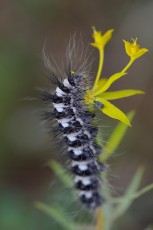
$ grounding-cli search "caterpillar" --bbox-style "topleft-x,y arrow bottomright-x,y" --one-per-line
41,33 -> 105,209
42,66 -> 104,209
41,27 -> 147,210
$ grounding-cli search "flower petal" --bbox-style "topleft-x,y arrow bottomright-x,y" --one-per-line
123,40 -> 134,57
132,48 -> 148,59
91,27 -> 114,50
98,89 -> 145,100
123,39 -> 148,60
95,97 -> 131,126
101,29 -> 114,47
94,72 -> 127,96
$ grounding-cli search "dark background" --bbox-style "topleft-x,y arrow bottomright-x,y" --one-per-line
0,0 -> 153,229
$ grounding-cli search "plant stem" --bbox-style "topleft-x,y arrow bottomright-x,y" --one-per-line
121,58 -> 134,73
93,49 -> 104,91
96,208 -> 103,230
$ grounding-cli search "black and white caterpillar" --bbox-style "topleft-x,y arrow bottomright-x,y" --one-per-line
42,45 -> 104,209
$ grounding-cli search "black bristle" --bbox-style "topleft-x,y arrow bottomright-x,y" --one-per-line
41,111 -> 53,121
42,91 -> 52,102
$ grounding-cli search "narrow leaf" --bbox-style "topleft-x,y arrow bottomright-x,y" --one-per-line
145,225 -> 153,230
123,167 -> 144,196
96,97 -> 131,126
49,161 -> 73,187
112,182 -> 153,204
99,111 -> 135,163
35,202 -> 78,230
100,172 -> 114,230
94,72 -> 127,96
100,89 -> 145,100
113,167 -> 144,220
132,183 -> 153,200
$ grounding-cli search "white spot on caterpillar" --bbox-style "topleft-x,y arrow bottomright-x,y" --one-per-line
58,117 -> 73,124
66,130 -> 82,141
63,79 -> 71,88
76,118 -> 84,126
75,176 -> 91,185
56,92 -> 63,97
67,133 -> 77,141
72,160 -> 91,166
81,178 -> 91,185
68,146 -> 84,152
84,131 -> 91,138
78,163 -> 88,171
73,148 -> 82,155
72,107 -> 77,113
56,87 -> 66,95
79,191 -> 92,198
60,122 -> 69,128
55,107 -> 63,112
53,103 -> 67,109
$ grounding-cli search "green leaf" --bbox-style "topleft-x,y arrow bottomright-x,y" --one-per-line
145,225 -> 153,230
112,183 -> 153,205
96,97 -> 131,126
35,202 -> 78,230
49,161 -> 73,187
101,172 -> 114,230
94,72 -> 127,96
100,89 -> 145,100
130,183 -> 153,200
113,167 -> 144,220
99,111 -> 135,163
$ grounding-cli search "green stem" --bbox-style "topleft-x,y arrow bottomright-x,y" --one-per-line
96,208 -> 104,230
121,58 -> 135,73
93,48 -> 104,90
132,183 -> 153,200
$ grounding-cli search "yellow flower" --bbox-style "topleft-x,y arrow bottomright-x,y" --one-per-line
91,26 -> 114,50
84,27 -> 147,126
85,72 -> 144,126
123,38 -> 148,60
91,27 -> 114,90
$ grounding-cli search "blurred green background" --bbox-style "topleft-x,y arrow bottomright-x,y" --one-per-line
0,0 -> 153,229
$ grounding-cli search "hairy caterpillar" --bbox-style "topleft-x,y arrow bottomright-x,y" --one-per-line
42,53 -> 104,209
41,27 -> 147,210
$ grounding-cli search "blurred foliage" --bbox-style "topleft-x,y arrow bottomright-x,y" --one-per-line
0,191 -> 56,230
35,202 -> 78,230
